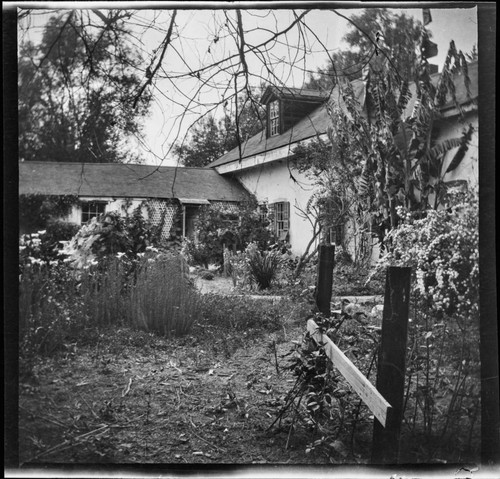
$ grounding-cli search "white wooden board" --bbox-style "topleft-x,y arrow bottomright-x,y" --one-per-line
307,319 -> 392,427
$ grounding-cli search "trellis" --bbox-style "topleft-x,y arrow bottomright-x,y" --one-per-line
145,199 -> 179,241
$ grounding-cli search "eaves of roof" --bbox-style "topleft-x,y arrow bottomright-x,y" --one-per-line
19,161 -> 249,202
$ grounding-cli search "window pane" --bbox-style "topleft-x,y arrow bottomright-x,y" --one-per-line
269,100 -> 279,136
81,202 -> 106,224
274,202 -> 289,238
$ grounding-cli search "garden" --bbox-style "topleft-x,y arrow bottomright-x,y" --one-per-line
18,187 -> 480,465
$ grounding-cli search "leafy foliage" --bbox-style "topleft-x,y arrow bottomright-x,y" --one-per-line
127,253 -> 200,337
19,223 -> 80,269
173,97 -> 264,167
244,243 -> 284,290
172,115 -> 233,167
271,310 -> 380,459
305,9 -> 423,88
19,194 -> 80,234
18,11 -> 151,163
181,200 -> 274,268
300,39 -> 476,257
374,187 -> 478,323
60,209 -> 163,269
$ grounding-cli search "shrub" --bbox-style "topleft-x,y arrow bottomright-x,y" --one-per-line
245,243 -> 284,290
372,186 -> 480,460
19,222 -> 80,269
60,209 -> 166,269
19,193 -> 79,234
375,187 -> 479,323
182,199 -> 275,268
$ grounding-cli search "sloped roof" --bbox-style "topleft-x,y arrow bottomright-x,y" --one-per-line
19,161 -> 248,202
210,79 -> 367,168
261,85 -> 329,104
209,61 -> 478,169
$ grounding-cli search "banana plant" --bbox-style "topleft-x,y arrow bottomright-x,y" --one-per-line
327,38 -> 475,244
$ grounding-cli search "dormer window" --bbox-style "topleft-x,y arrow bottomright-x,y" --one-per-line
269,100 -> 280,136
261,85 -> 328,139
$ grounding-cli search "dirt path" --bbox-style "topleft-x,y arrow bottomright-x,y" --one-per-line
20,321 -> 359,465
193,275 -> 236,295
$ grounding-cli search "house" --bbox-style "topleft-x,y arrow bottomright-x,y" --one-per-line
209,61 -> 479,259
19,162 -> 249,238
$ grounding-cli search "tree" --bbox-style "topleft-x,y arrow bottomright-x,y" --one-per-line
305,8 -> 424,88
172,93 -> 264,167
18,11 -> 151,163
172,115 -> 228,167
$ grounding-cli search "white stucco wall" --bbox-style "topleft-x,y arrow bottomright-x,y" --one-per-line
65,197 -> 147,225
233,160 -> 318,256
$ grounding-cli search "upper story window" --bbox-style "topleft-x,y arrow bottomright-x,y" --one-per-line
81,201 -> 106,224
269,100 -> 280,136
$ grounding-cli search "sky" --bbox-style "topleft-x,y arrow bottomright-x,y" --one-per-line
14,2 -> 479,166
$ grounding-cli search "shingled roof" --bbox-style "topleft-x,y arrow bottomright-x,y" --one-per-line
19,162 -> 249,202
209,61 -> 478,169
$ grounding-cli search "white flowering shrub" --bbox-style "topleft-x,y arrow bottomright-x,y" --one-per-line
373,186 -> 480,459
375,187 -> 479,323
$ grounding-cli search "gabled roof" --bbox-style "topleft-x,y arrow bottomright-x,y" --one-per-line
19,161 -> 249,202
209,61 -> 478,169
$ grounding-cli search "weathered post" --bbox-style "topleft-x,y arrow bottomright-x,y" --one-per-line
371,266 -> 411,464
315,244 -> 335,317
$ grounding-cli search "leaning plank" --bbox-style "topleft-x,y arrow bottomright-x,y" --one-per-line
307,319 -> 392,427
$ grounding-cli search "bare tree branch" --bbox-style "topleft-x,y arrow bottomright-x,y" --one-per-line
133,9 -> 177,109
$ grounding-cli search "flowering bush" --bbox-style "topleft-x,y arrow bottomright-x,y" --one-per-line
374,187 -> 479,322
372,187 -> 480,458
60,209 -> 165,270
19,222 -> 80,270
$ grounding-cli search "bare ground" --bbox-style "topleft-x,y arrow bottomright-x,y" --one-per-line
18,277 -> 382,466
19,322 -> 363,465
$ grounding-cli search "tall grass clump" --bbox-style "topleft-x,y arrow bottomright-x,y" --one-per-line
127,254 -> 201,337
246,243 -> 283,290
19,260 -> 127,360
78,258 -> 129,328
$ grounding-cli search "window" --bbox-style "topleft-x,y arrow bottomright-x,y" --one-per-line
273,202 -> 290,240
81,201 -> 106,224
269,100 -> 280,136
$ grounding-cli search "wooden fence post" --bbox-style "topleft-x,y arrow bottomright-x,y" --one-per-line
371,266 -> 411,464
315,244 -> 335,317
